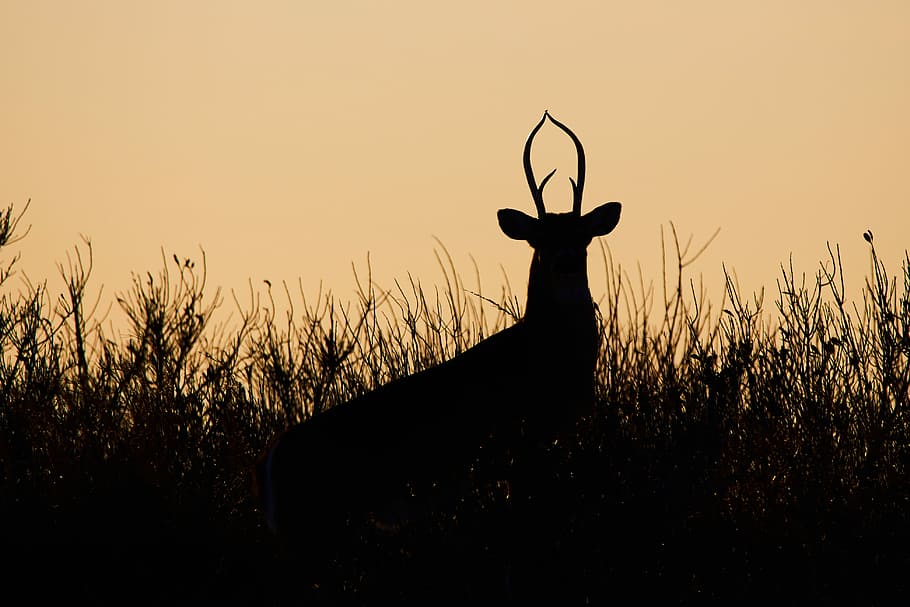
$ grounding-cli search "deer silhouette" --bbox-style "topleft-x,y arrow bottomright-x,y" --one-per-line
256,112 -> 621,551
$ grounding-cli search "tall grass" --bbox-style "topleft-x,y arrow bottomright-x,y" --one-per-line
1,201 -> 907,603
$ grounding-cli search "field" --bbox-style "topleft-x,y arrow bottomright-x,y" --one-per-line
1,203 -> 908,604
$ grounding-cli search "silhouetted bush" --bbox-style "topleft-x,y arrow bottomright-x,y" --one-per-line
1,202 -> 907,603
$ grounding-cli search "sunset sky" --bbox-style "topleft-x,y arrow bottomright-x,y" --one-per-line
2,1 -> 908,330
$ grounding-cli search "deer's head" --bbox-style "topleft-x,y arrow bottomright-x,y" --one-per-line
498,112 -> 621,318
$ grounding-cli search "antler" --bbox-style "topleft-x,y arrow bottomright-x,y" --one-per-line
523,111 -> 587,217
523,112 -> 556,218
545,113 -> 586,216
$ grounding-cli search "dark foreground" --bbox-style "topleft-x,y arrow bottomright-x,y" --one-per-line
3,437 -> 908,606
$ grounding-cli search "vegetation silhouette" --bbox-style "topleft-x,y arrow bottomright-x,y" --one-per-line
0,154 -> 908,601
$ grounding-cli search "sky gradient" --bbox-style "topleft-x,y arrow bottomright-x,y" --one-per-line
2,1 -> 908,329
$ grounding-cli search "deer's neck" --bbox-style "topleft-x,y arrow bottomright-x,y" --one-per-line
522,253 -> 598,347
518,252 -> 600,435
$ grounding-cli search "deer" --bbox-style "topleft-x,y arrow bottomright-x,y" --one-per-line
255,112 -> 622,561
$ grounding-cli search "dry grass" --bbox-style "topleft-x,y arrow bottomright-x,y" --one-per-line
1,202 -> 907,603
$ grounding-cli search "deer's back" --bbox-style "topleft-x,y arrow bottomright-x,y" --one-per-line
261,318 -> 598,539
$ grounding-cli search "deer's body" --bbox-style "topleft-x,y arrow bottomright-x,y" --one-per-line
257,112 -> 621,548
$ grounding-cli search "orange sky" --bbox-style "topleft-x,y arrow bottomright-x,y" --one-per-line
2,1 -> 908,331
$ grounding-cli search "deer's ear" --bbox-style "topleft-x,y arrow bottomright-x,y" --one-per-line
497,208 -> 539,242
582,202 -> 621,238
